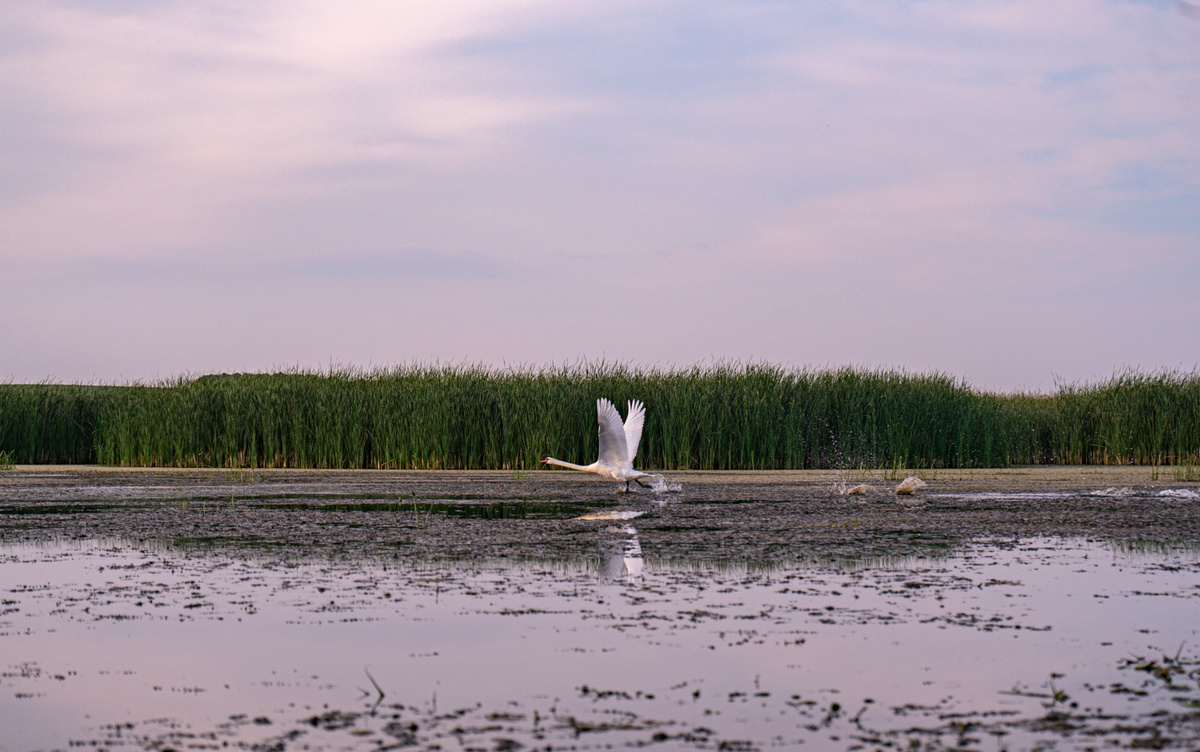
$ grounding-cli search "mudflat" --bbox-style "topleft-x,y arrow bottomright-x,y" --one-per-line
1,465 -> 1197,562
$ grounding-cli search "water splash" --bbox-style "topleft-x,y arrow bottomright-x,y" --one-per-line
1090,487 -> 1136,497
1156,488 -> 1200,499
895,476 -> 927,495
645,474 -> 683,494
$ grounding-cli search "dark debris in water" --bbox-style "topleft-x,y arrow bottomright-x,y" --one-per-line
65,651 -> 1200,751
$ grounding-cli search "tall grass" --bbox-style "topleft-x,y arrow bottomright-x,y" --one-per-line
1048,371 -> 1200,465
0,383 -> 107,464
1,365 -> 1198,469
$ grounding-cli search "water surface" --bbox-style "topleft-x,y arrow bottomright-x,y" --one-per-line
2,467 -> 1200,750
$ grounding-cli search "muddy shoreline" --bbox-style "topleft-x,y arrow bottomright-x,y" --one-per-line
3,466 -> 1198,562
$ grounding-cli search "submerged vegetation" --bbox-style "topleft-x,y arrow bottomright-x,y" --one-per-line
1,364 -> 1198,470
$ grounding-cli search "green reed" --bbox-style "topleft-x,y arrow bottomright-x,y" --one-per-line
1047,370 -> 1200,465
0,383 -> 107,464
1,365 -> 1198,469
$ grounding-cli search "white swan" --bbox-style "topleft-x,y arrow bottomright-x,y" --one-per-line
542,398 -> 657,491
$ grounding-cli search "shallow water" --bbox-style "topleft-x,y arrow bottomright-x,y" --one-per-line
3,537 -> 1200,751
2,468 -> 1200,751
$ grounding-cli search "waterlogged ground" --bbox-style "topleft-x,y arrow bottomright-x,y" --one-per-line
1,467 -> 1200,751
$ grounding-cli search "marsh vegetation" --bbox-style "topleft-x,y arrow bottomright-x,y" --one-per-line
1,364 -> 1198,469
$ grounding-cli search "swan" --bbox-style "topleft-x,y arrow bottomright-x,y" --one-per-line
542,398 -> 658,491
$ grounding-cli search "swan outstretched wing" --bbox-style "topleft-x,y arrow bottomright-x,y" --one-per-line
623,400 -> 645,464
596,398 -> 630,468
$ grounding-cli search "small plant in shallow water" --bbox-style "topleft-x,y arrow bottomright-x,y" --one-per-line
0,450 -> 13,470
225,470 -> 263,483
408,498 -> 433,529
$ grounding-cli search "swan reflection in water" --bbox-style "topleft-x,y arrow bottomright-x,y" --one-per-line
576,509 -> 646,582
601,524 -> 644,581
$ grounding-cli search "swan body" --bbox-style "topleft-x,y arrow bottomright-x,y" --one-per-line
542,398 -> 657,490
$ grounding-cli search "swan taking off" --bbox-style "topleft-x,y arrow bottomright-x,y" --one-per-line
542,398 -> 658,491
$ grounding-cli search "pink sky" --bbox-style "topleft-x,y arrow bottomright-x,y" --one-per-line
2,0 -> 1198,392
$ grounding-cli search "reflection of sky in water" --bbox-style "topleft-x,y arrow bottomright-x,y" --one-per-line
2,538 -> 1199,750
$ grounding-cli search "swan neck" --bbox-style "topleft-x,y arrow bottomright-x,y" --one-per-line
544,457 -> 590,472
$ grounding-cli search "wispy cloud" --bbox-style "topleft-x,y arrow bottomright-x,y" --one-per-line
13,248 -> 512,283
292,250 -> 511,279
1,0 -> 1197,389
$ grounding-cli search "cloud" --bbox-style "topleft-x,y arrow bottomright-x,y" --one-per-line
0,1 -> 587,260
1043,64 -> 1113,88
292,249 -> 511,279
1,0 -> 1198,390
11,248 -> 512,284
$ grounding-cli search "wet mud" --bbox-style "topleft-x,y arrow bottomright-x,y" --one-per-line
2,466 -> 1199,562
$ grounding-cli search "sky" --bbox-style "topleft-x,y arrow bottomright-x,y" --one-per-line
2,0 -> 1198,393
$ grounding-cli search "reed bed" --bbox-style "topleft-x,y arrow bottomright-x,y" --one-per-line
1,365 -> 1198,470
